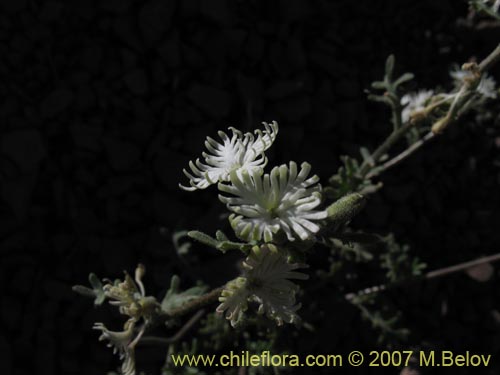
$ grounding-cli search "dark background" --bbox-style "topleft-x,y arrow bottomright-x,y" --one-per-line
1,0 -> 500,374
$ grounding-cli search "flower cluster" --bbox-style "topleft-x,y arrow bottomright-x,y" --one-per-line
216,245 -> 308,327
181,122 -> 327,243
180,122 -> 324,326
400,66 -> 498,125
93,264 -> 157,375
102,264 -> 158,322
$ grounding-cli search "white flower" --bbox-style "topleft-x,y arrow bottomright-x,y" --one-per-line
401,90 -> 434,123
244,245 -> 308,325
216,277 -> 249,327
218,161 -> 328,242
93,320 -> 137,375
477,75 -> 497,99
180,121 -> 279,191
449,67 -> 469,85
217,245 -> 308,326
450,67 -> 497,99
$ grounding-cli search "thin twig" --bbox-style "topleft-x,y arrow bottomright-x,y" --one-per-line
359,42 -> 500,178
345,252 -> 500,301
478,43 -> 500,72
366,132 -> 436,179
140,309 -> 206,346
425,252 -> 500,279
359,121 -> 415,177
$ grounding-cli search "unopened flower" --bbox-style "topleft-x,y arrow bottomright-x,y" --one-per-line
450,67 -> 497,99
217,245 -> 308,326
401,90 -> 434,123
218,161 -> 327,242
180,122 -> 279,191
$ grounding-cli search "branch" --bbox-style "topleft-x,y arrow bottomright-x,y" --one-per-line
140,309 -> 206,346
345,252 -> 500,301
360,42 -> 500,178
479,43 -> 500,73
359,121 -> 414,177
161,287 -> 224,319
366,132 -> 436,179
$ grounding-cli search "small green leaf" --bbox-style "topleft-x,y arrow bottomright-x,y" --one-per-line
358,182 -> 383,195
172,230 -> 192,255
394,72 -> 414,86
187,230 -> 219,249
161,275 -> 207,315
188,230 -> 250,253
368,94 -> 391,104
89,273 -> 106,305
385,54 -> 395,80
72,285 -> 95,297
72,273 -> 106,305
371,81 -> 386,90
359,147 -> 374,166
336,231 -> 382,245
217,240 -> 253,253
215,230 -> 229,241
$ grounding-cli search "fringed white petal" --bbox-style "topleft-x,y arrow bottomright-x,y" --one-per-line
220,161 -> 327,242
217,245 -> 308,326
401,90 -> 434,124
180,122 -> 278,191
450,67 -> 497,99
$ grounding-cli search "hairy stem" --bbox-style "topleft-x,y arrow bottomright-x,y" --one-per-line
345,252 -> 500,301
140,309 -> 205,346
162,287 -> 224,319
366,132 -> 436,179
479,43 -> 500,72
359,121 -> 414,177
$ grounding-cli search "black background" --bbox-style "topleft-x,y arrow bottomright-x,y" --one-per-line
1,0 -> 500,374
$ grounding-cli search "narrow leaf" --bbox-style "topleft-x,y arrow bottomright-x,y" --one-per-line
385,54 -> 395,80
215,230 -> 229,241
161,275 -> 207,315
359,147 -> 375,166
187,230 -> 219,249
371,81 -> 386,90
394,72 -> 414,86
